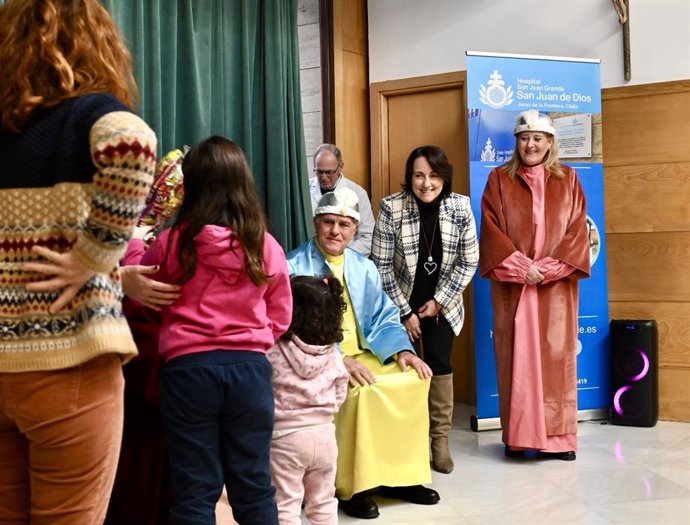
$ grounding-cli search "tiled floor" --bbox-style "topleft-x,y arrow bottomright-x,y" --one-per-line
326,404 -> 690,525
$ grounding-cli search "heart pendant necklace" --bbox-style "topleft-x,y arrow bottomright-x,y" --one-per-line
420,217 -> 439,275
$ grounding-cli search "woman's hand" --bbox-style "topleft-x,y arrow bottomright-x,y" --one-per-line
403,314 -> 422,342
22,246 -> 96,314
525,263 -> 545,285
397,350 -> 433,380
343,355 -> 377,387
417,298 -> 441,319
120,265 -> 181,310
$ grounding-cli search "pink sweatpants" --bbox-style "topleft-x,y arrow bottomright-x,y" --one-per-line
270,424 -> 338,525
0,355 -> 124,524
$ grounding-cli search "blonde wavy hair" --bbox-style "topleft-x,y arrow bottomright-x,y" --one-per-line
0,0 -> 138,132
502,132 -> 565,179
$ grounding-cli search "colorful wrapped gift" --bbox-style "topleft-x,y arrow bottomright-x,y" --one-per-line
138,146 -> 189,231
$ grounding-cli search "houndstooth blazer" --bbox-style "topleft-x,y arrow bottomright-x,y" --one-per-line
371,191 -> 479,335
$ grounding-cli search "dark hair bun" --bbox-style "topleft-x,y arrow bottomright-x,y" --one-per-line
284,275 -> 346,345
325,276 -> 344,299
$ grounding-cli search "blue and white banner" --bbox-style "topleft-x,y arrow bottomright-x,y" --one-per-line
467,53 -> 600,114
466,52 -> 610,429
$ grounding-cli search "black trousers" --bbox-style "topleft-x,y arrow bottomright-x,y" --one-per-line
161,350 -> 277,525
412,314 -> 455,376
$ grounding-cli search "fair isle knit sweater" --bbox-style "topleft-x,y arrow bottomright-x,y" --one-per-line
0,93 -> 157,372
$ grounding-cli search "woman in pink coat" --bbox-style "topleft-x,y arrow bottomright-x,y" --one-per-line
480,111 -> 590,461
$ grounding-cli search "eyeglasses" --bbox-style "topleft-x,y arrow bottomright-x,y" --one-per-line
314,167 -> 340,177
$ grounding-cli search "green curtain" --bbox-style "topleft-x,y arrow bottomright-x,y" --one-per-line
0,0 -> 310,249
0,0 -> 312,249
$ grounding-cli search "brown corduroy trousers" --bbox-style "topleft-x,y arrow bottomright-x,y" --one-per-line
0,354 -> 124,524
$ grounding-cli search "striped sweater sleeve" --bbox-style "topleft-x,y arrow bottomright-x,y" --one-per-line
72,111 -> 157,273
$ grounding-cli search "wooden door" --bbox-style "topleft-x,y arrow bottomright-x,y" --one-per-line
370,71 -> 476,402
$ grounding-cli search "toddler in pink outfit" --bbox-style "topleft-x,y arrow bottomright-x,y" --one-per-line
267,276 -> 349,525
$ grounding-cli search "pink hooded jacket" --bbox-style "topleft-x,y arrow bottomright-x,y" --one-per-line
123,225 -> 292,362
267,335 -> 349,434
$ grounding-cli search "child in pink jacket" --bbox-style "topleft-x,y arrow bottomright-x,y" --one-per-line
267,276 -> 349,525
123,136 -> 291,525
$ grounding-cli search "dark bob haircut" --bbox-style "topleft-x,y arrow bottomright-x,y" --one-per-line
402,145 -> 453,198
282,275 -> 346,346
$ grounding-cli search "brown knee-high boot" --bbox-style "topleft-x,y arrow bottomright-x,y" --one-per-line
429,373 -> 455,473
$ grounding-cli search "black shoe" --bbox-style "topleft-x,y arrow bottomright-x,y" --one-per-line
338,493 -> 380,519
539,450 -> 576,461
379,485 -> 440,505
504,445 -> 526,459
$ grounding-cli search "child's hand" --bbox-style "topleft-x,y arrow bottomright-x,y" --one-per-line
132,225 -> 153,240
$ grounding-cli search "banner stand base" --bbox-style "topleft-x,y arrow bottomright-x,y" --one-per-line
470,408 -> 609,432
470,415 -> 501,432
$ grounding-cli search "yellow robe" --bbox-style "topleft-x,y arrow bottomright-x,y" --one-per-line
324,251 -> 431,499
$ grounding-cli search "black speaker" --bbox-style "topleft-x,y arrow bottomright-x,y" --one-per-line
610,320 -> 658,427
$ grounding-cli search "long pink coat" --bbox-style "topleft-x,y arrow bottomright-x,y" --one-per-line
480,165 -> 590,437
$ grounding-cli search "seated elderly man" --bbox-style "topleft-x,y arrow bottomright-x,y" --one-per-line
287,187 -> 439,520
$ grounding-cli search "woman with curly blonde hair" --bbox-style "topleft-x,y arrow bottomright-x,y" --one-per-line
0,1 -> 157,523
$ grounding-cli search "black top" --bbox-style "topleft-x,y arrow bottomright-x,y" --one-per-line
0,93 -> 129,189
406,193 -> 443,315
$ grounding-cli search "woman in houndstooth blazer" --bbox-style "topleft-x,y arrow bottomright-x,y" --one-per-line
371,145 -> 479,475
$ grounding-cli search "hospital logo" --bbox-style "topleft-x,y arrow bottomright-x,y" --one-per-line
480,138 -> 496,162
479,70 -> 514,109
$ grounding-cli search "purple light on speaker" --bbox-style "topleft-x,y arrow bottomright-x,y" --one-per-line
613,385 -> 632,416
631,348 -> 650,382
614,440 -> 625,463
643,477 -> 652,497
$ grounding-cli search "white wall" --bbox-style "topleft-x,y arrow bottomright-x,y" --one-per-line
368,0 -> 690,88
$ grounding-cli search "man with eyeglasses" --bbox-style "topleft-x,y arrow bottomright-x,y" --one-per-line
309,144 -> 375,255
